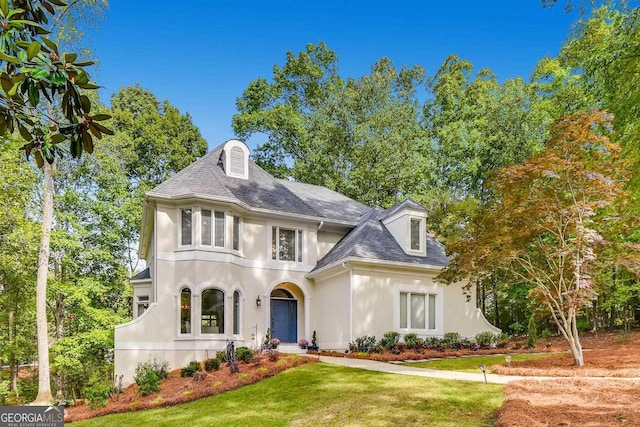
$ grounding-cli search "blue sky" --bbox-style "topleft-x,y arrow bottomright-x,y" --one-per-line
91,1 -> 580,151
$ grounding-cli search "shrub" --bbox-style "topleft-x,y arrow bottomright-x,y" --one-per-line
147,356 -> 170,380
180,360 -> 202,378
391,342 -> 406,354
312,330 -> 317,347
509,322 -> 525,335
443,332 -> 462,349
216,350 -> 227,362
84,381 -> 111,409
379,331 -> 400,350
204,358 -> 220,372
475,332 -> 499,349
403,333 -> 418,349
298,338 -> 309,348
134,362 -> 162,396
414,339 -> 424,350
541,328 -> 552,339
0,381 -> 9,405
235,347 -> 253,363
423,336 -> 441,349
527,316 -> 538,349
349,335 -> 377,353
267,350 -> 279,361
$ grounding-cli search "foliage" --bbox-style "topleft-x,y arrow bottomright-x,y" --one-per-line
403,333 -> 418,349
298,338 -> 309,348
348,335 -> 377,353
442,332 -> 462,350
474,332 -> 499,349
440,111 -> 631,366
269,338 -> 280,348
528,316 -> 538,349
235,347 -> 253,364
84,381 -> 111,409
379,331 -> 400,350
203,358 -> 220,372
264,328 -> 271,346
312,330 -> 317,347
134,357 -> 168,396
180,361 -> 202,378
0,0 -> 112,165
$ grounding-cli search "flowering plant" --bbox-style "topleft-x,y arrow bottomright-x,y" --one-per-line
270,338 -> 281,346
298,338 -> 309,347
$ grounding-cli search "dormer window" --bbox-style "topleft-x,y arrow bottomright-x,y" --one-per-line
222,140 -> 249,179
410,218 -> 421,251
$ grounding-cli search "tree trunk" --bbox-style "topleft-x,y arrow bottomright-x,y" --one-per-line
32,161 -> 54,405
8,308 -> 18,393
492,279 -> 499,328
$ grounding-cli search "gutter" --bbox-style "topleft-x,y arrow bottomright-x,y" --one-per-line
307,256 -> 445,280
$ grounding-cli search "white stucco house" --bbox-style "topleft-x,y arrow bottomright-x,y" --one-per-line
114,139 -> 498,383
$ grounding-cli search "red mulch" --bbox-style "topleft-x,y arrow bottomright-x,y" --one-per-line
496,379 -> 640,427
65,355 -> 313,423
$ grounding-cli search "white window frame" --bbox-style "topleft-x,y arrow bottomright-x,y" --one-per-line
136,295 -> 149,318
178,286 -> 193,336
407,216 -> 425,255
232,215 -> 242,252
396,284 -> 442,334
179,207 -> 193,247
270,225 -> 305,263
232,289 -> 242,336
200,288 -> 225,335
200,209 -> 226,248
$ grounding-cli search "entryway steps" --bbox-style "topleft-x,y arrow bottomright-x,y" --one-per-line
278,344 -> 308,354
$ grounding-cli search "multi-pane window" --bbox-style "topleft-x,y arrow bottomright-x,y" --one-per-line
271,226 -> 303,262
201,289 -> 225,334
233,216 -> 240,251
410,218 -> 421,251
400,292 -> 436,330
181,208 -> 192,246
201,210 -> 225,247
180,288 -> 191,334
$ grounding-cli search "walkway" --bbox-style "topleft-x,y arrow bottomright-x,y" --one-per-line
314,355 -> 640,384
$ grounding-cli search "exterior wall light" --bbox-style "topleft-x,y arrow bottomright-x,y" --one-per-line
256,295 -> 262,307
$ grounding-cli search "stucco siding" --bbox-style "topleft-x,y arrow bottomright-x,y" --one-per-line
312,271 -> 351,349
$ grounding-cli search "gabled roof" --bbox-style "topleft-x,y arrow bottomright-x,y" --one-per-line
148,143 -> 370,224
312,207 -> 448,273
382,198 -> 427,220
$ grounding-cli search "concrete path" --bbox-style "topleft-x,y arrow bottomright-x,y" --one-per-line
314,355 -> 640,384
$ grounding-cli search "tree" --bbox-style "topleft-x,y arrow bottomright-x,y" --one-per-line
439,111 -> 630,366
233,43 -> 428,208
0,0 -> 111,404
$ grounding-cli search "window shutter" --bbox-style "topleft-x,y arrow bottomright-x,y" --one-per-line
230,146 -> 245,176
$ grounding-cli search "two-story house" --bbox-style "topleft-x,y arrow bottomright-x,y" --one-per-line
114,139 -> 498,383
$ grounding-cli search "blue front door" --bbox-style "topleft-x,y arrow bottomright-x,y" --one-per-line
271,299 -> 297,343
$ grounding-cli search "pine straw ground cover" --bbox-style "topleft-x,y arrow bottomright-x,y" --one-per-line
65,354 -> 311,423
496,379 -> 640,427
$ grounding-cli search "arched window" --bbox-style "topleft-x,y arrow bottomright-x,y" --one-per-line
233,290 -> 241,335
270,288 -> 294,299
201,289 -> 224,334
180,288 -> 191,334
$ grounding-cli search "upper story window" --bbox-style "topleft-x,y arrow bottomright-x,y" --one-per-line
136,295 -> 149,318
181,208 -> 192,246
202,210 -> 225,247
233,215 -> 240,251
410,218 -> 421,251
272,226 -> 303,262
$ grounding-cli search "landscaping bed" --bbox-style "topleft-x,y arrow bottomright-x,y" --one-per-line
496,378 -> 640,427
65,354 -> 312,423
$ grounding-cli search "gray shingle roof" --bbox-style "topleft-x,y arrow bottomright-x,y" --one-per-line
313,207 -> 448,272
131,268 -> 151,280
382,198 -> 427,219
148,144 -> 370,224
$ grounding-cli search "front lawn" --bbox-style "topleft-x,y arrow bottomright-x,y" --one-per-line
404,353 -> 557,373
73,363 -> 503,427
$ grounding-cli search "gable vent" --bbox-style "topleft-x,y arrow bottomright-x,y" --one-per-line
230,146 -> 245,176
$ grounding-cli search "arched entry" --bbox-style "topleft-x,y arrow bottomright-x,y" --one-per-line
270,288 -> 297,343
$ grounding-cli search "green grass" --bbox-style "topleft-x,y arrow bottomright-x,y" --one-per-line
404,353 -> 558,372
75,363 -> 503,427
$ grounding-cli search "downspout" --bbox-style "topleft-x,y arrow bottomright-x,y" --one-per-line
346,262 -> 353,345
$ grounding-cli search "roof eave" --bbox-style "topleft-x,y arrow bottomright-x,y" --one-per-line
307,256 -> 445,279
144,191 -> 362,227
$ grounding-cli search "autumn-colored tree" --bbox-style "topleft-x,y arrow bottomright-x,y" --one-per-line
439,111 -> 630,366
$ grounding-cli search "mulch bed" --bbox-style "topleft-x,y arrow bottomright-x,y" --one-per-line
65,355 -> 313,423
496,379 -> 640,427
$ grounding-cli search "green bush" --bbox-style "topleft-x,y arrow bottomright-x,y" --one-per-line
235,347 -> 253,363
474,332 -> 499,349
134,363 -> 162,396
147,356 -> 170,380
527,316 -> 538,349
443,332 -> 462,349
0,381 -> 9,405
84,381 -> 111,409
204,358 -> 220,372
180,361 -> 202,378
379,331 -> 400,350
348,335 -> 377,353
403,333 -> 418,349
